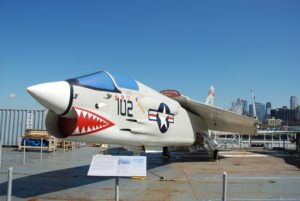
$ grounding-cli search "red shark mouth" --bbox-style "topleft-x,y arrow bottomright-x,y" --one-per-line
58,107 -> 115,137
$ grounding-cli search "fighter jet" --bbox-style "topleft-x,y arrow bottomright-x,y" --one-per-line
27,71 -> 258,158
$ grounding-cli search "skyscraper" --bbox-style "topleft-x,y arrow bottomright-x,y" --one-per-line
230,98 -> 248,115
249,102 -> 266,122
290,96 -> 298,110
266,102 -> 272,119
242,100 -> 248,115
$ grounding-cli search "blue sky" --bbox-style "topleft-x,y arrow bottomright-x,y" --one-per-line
0,0 -> 299,110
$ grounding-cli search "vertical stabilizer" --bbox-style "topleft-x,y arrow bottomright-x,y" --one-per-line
205,86 -> 214,106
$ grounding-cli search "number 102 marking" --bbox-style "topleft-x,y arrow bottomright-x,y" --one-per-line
117,99 -> 133,117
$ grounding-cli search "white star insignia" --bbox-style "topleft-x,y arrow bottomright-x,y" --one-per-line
158,105 -> 168,129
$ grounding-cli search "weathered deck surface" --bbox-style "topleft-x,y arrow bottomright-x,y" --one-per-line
0,147 -> 299,201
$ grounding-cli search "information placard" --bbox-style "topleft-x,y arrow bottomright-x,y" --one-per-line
87,155 -> 147,177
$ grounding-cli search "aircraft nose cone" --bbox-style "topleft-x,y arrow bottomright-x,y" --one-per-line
27,81 -> 71,115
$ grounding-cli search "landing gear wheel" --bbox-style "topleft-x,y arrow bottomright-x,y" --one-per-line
213,149 -> 219,161
161,146 -> 170,159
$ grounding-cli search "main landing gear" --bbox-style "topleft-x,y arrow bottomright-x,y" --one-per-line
213,149 -> 219,161
161,146 -> 170,159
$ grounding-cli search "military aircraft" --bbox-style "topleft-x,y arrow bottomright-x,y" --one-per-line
27,71 -> 258,158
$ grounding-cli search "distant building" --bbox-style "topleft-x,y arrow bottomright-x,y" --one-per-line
230,99 -> 242,115
290,96 -> 298,110
249,104 -> 254,117
243,100 -> 248,116
266,117 -> 282,127
256,103 -> 266,122
249,102 -> 266,122
266,102 -> 272,119
230,98 -> 248,115
271,107 -> 300,126
230,101 -> 242,115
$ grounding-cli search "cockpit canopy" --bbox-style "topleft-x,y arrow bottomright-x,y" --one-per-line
67,71 -> 139,92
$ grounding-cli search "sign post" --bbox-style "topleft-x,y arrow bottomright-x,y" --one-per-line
88,155 -> 147,201
115,177 -> 119,201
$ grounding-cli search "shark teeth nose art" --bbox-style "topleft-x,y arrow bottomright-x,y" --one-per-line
72,107 -> 115,135
57,107 -> 115,137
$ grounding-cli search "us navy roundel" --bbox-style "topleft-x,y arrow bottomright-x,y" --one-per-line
148,103 -> 174,133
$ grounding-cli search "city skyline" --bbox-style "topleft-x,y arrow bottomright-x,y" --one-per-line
231,95 -> 300,111
230,95 -> 300,125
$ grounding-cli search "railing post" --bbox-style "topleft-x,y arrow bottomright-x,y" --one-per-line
23,139 -> 26,165
40,137 -> 43,159
222,172 -> 227,201
115,177 -> 119,201
0,138 -> 2,169
248,135 -> 251,148
7,167 -> 13,201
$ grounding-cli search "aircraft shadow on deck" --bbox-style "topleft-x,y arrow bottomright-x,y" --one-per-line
0,149 -> 220,199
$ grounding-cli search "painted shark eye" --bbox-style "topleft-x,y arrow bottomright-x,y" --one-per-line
95,102 -> 108,110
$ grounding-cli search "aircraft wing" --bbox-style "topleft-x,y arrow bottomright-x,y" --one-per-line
173,96 -> 258,135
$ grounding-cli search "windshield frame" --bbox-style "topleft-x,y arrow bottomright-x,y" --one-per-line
67,71 -> 121,93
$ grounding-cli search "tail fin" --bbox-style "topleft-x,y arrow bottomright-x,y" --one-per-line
205,86 -> 214,106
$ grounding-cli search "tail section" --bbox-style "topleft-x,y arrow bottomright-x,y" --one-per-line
205,86 -> 214,106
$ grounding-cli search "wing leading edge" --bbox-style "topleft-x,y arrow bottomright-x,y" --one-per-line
173,96 -> 258,135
